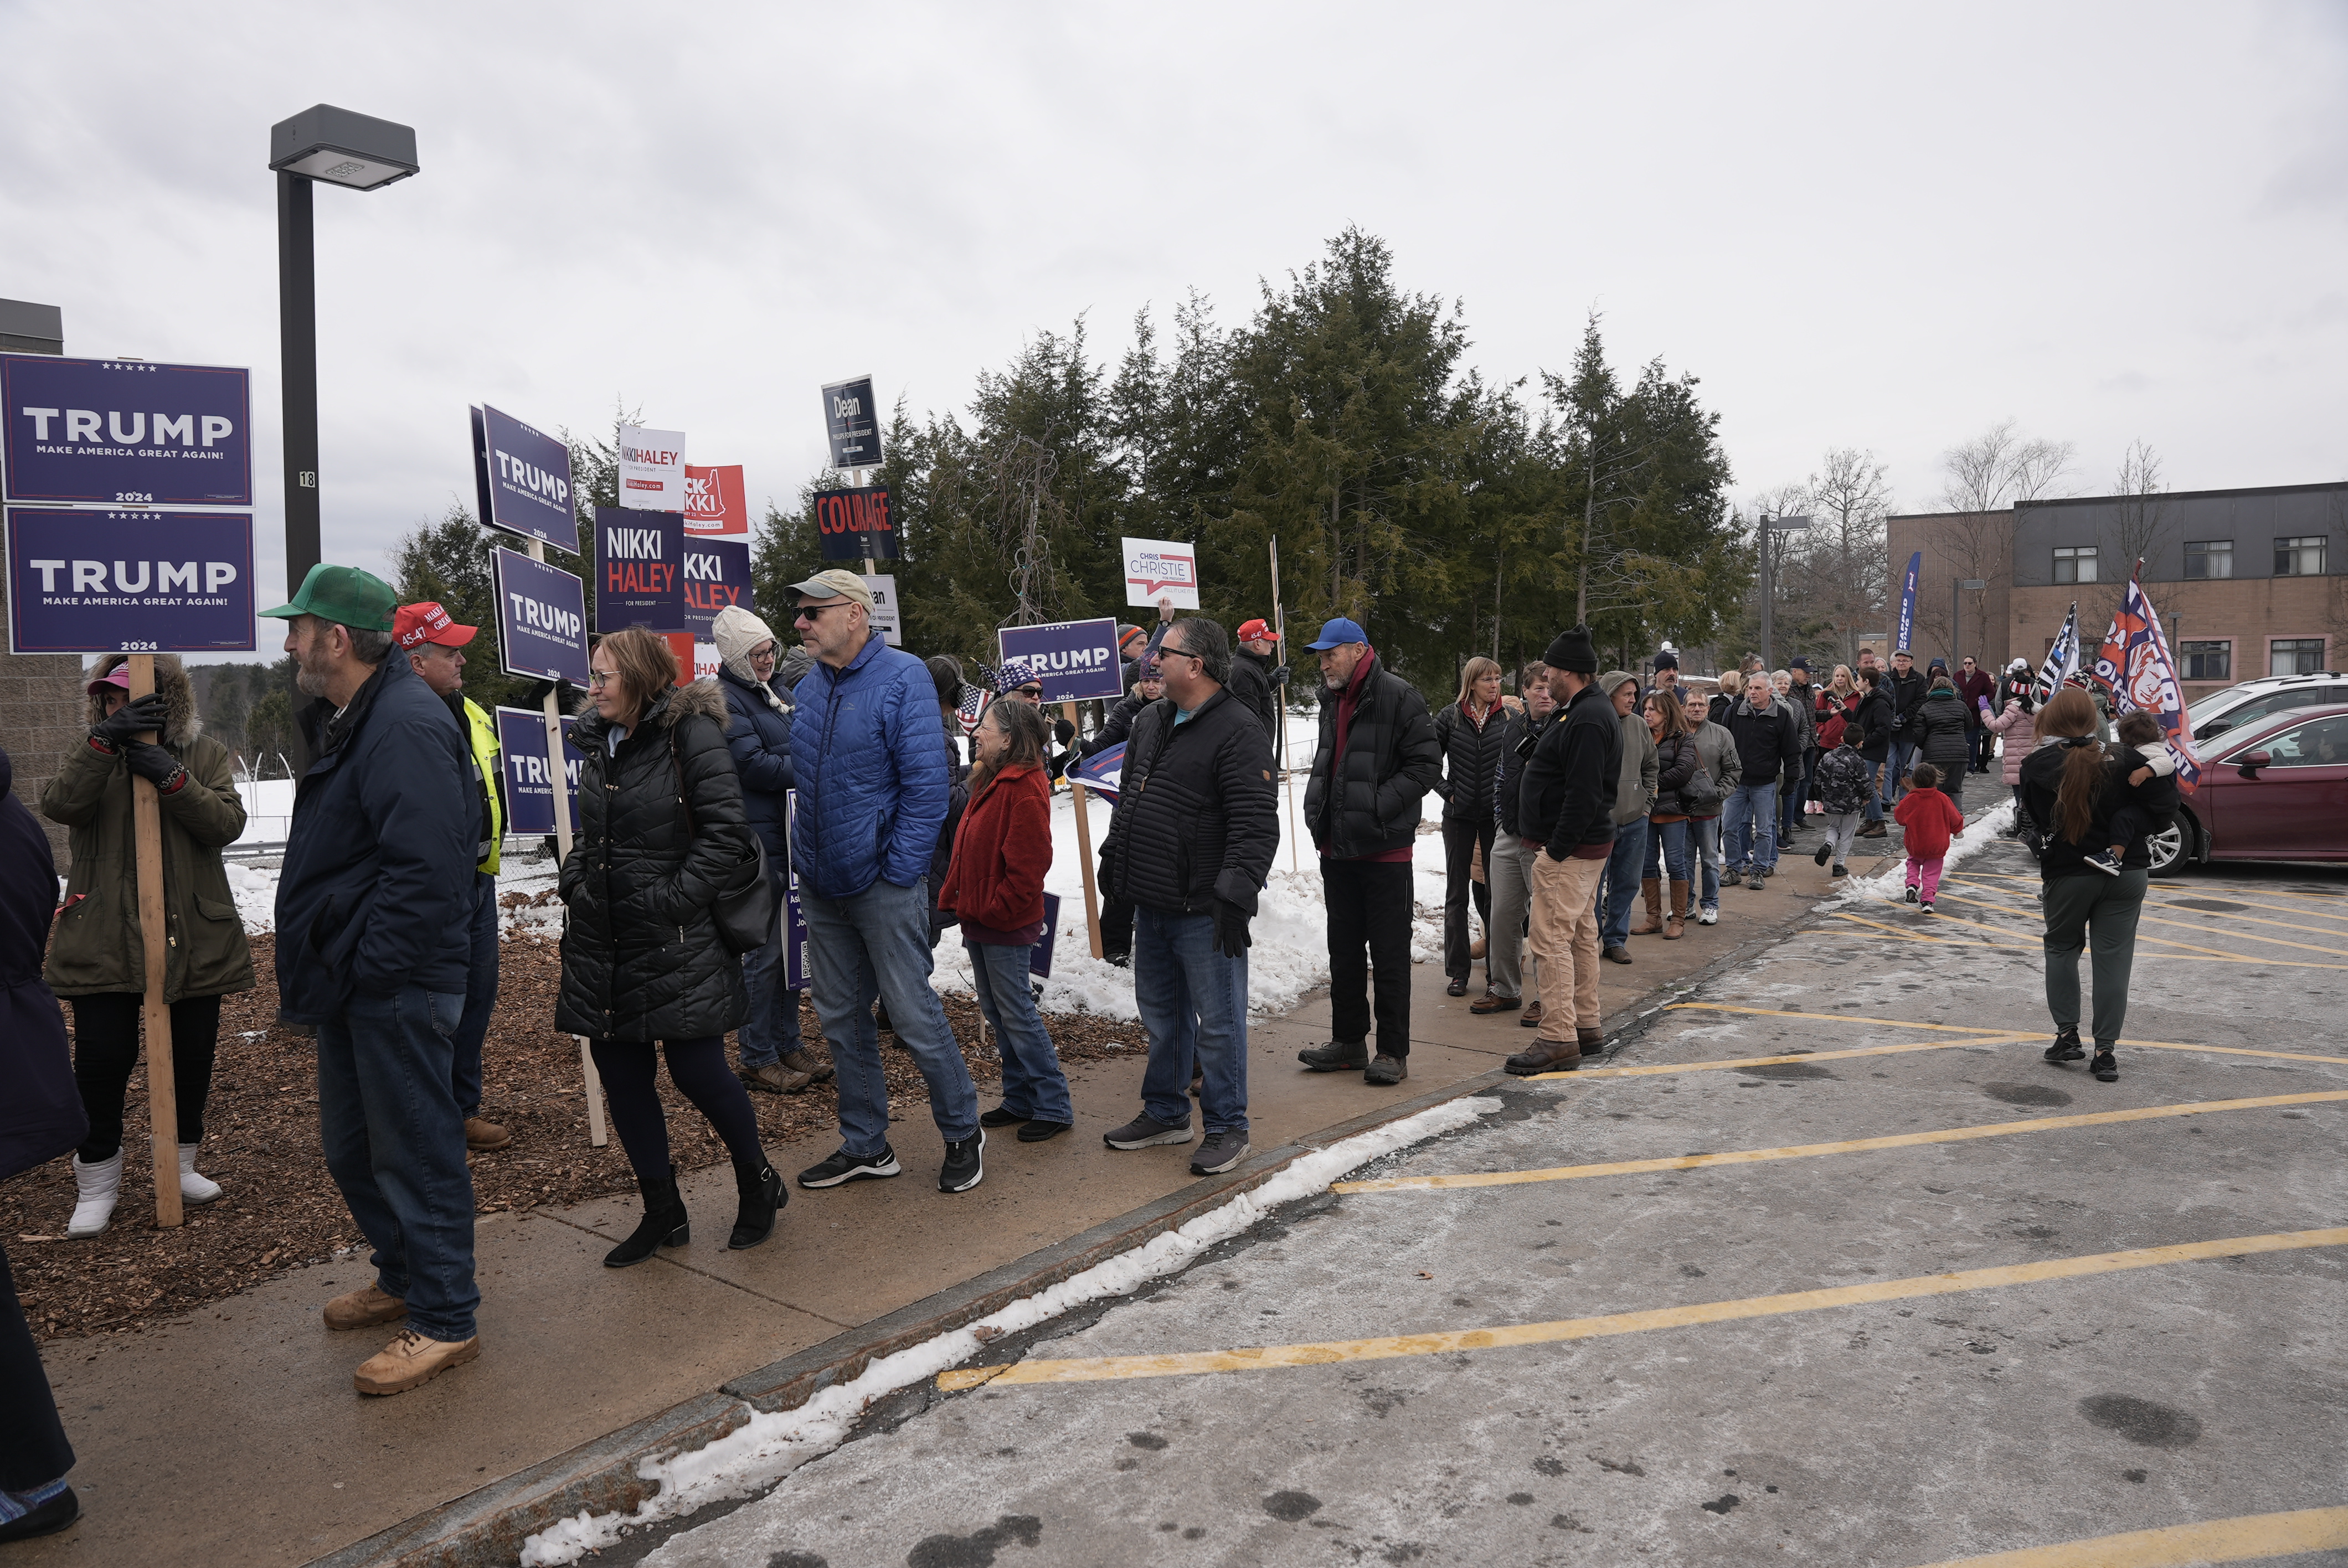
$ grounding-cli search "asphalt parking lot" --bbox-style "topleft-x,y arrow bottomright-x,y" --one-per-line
636,840 -> 2348,1568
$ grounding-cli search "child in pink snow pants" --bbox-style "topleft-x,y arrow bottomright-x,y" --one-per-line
1893,762 -> 1966,912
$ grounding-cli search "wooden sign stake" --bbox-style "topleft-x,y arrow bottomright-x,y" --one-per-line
126,654 -> 182,1226
529,538 -> 606,1147
1062,699 -> 1105,960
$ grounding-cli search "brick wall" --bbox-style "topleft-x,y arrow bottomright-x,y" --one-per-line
1884,512 -> 2016,673
2006,578 -> 2336,700
0,574 -> 87,871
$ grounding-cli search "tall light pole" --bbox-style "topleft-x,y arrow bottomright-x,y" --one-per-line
266,105 -> 418,598
1759,513 -> 1811,670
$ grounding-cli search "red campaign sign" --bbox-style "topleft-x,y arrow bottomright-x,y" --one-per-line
683,463 -> 746,535
813,485 -> 898,560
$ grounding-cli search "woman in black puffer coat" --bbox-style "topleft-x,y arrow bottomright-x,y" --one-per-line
1911,674 -> 1975,811
559,628 -> 783,1268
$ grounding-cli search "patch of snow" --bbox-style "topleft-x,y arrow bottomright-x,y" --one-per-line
517,1092 -> 1499,1567
1826,798 -> 2016,909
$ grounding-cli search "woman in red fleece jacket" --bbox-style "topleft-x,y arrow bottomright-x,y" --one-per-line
1892,761 -> 1966,911
938,699 -> 1073,1140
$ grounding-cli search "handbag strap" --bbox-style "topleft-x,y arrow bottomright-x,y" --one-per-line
668,728 -> 697,839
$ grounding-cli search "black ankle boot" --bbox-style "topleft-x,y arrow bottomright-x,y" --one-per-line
605,1165 -> 689,1268
728,1156 -> 786,1250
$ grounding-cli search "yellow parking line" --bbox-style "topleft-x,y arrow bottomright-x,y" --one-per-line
1952,870 -> 2348,927
936,1227 -> 2348,1390
1522,1034 -> 2040,1081
1908,1504 -> 2348,1567
1830,910 -> 2038,950
1948,876 -> 2348,959
1332,1091 -> 2348,1193
1659,1004 -> 2345,1067
1930,888 -> 2348,967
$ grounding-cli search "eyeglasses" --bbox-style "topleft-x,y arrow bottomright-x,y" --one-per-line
1158,645 -> 1201,666
587,670 -> 617,688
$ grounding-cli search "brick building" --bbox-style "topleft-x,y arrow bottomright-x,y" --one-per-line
1889,480 -> 2343,698
0,298 -> 89,868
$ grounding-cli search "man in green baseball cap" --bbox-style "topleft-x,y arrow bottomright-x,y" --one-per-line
264,561 -> 488,1396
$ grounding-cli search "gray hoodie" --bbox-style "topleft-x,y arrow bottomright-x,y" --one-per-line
1600,669 -> 1660,826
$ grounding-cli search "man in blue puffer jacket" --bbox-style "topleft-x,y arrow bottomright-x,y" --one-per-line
780,571 -> 982,1196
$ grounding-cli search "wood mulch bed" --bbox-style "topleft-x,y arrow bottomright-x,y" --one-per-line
1,932 -> 1146,1344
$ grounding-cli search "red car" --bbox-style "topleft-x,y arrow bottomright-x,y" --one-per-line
2151,702 -> 2348,871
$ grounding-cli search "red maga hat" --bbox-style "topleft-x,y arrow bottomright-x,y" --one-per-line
393,601 -> 477,651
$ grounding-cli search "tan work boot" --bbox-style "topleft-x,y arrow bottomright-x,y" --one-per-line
742,1060 -> 816,1094
353,1329 -> 480,1396
1665,878 -> 1690,939
464,1117 -> 512,1151
779,1047 -> 834,1085
324,1282 -> 408,1332
1578,1027 -> 1606,1056
1503,1038 -> 1580,1076
1630,877 -> 1664,935
1468,936 -> 1487,961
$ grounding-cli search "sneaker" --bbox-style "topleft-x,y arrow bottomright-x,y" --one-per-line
1364,1053 -> 1408,1086
978,1105 -> 1029,1128
1904,885 -> 1919,904
1602,944 -> 1633,964
0,1487 -> 78,1543
1761,863 -> 1776,878
1104,1113 -> 1194,1149
2082,848 -> 2123,877
2043,1028 -> 2086,1064
1191,1130 -> 1249,1175
2089,1049 -> 2119,1082
1697,906 -> 1718,925
1919,901 -> 1935,914
1814,841 -> 1833,866
323,1282 -> 408,1332
1747,873 -> 1765,891
353,1329 -> 480,1396
1445,978 -> 1469,997
797,1144 -> 902,1189
1296,1040 -> 1369,1073
1016,1120 -> 1071,1143
939,1129 -> 985,1193
778,1047 -> 835,1085
740,1061 -> 815,1095
1832,863 -> 1847,878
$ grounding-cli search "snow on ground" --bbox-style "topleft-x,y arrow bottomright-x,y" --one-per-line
516,1092 -> 1499,1567
1825,796 -> 2016,909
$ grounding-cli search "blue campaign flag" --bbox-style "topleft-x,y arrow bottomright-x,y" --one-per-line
681,536 -> 753,638
1030,893 -> 1062,979
1894,550 -> 1922,654
491,546 -> 590,686
1072,740 -> 1125,802
595,506 -> 686,631
6,507 -> 254,654
784,791 -> 809,989
474,404 -> 578,553
2,355 -> 251,507
998,616 -> 1124,703
495,706 -> 585,837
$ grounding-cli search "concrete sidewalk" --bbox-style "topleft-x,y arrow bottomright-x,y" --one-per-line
18,829 -> 1894,1568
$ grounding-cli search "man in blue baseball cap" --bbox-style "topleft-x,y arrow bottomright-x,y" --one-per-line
1296,617 -> 1440,1087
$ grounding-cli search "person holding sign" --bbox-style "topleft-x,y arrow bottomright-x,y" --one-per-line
557,630 -> 785,1265
394,602 -> 512,1153
937,698 -> 1072,1141
42,656 -> 252,1239
264,565 -> 482,1397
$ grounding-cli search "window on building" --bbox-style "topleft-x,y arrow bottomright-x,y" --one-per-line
2053,545 -> 2097,584
2274,537 -> 2327,576
2178,641 -> 2231,682
2184,540 -> 2232,580
2270,638 -> 2329,677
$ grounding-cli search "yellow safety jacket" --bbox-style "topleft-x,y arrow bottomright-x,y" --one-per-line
462,694 -> 506,874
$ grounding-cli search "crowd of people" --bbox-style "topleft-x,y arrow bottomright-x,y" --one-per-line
0,566 -> 2178,1535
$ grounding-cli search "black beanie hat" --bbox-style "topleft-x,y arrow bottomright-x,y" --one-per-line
1544,625 -> 1599,674
1653,648 -> 1679,670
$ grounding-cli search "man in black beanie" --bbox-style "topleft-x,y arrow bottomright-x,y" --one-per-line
1505,626 -> 1620,1075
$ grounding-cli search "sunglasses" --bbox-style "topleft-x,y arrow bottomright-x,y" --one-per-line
793,601 -> 852,623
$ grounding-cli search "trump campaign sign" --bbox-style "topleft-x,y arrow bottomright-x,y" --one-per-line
617,425 -> 686,512
6,507 -> 254,653
595,506 -> 685,630
998,616 -> 1125,703
1121,535 -> 1198,609
3,355 -> 251,507
681,537 -> 753,638
472,404 -> 578,553
813,484 -> 897,561
495,707 -> 585,836
491,546 -> 590,685
683,463 -> 746,535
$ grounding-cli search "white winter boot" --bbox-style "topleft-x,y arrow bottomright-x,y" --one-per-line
68,1151 -> 123,1238
178,1143 -> 222,1205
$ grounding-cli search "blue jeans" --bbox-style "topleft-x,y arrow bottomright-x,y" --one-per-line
1132,906 -> 1249,1137
452,871 -> 497,1117
1884,739 -> 1916,808
1724,781 -> 1778,872
1862,760 -> 1888,823
801,876 -> 977,1158
1688,816 -> 1722,907
966,940 -> 1072,1125
738,863 -> 804,1070
1600,818 -> 1650,948
1650,817 -> 1692,889
1780,756 -> 1810,837
317,986 -> 478,1343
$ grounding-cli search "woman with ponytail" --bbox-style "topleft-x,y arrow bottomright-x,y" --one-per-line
2017,688 -> 2172,1083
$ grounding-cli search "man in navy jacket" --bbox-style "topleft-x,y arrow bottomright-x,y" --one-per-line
267,565 -> 481,1399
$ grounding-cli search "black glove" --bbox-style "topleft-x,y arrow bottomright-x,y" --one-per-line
1270,663 -> 1291,687
1054,717 -> 1076,746
1212,897 -> 1252,958
91,692 -> 169,749
120,739 -> 184,790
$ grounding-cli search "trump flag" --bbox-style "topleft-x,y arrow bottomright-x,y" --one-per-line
2090,576 -> 2203,791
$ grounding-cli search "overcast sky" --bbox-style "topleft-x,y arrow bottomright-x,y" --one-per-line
5,1 -> 2344,660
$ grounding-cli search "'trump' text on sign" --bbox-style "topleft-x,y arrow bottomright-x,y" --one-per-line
6,507 -> 254,654
2,355 -> 252,507
491,546 -> 591,686
997,616 -> 1125,703
473,404 -> 578,554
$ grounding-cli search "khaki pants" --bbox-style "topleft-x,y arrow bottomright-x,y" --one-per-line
1529,850 -> 1604,1041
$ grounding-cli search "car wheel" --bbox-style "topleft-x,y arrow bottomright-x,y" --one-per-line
2145,817 -> 2187,876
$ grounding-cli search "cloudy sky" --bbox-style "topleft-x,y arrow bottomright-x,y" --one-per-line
4,2 -> 2344,658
